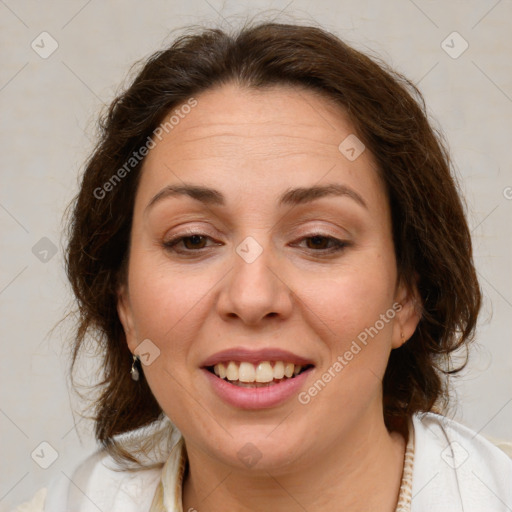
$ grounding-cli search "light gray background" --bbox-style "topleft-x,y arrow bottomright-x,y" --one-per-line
1,0 -> 511,509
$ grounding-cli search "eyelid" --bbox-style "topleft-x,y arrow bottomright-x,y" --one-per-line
285,215 -> 353,234
162,222 -> 218,241
289,222 -> 352,242
163,229 -> 219,246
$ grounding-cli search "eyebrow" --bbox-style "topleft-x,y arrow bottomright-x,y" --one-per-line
145,182 -> 367,213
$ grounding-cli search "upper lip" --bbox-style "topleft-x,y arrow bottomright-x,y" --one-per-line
201,347 -> 315,367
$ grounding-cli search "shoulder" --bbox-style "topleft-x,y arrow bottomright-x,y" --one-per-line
11,449 -> 162,512
411,411 -> 512,511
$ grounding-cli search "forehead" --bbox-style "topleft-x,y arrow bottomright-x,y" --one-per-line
136,82 -> 386,211
150,83 -> 353,157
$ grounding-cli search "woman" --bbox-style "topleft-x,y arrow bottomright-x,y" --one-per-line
14,21 -> 512,512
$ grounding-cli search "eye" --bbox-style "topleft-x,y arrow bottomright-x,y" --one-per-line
293,234 -> 348,254
163,233 -> 220,253
162,232 -> 348,256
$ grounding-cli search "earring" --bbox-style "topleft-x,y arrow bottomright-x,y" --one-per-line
131,354 -> 140,381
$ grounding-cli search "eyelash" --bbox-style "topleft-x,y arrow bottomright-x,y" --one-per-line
162,232 -> 349,256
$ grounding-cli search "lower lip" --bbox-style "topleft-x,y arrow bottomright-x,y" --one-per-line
202,367 -> 314,410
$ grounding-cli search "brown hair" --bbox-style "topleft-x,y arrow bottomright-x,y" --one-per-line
65,21 -> 481,465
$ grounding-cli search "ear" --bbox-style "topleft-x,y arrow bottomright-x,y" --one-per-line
117,284 -> 138,353
391,275 -> 421,349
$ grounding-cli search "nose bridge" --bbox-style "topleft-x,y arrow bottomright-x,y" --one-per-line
218,233 -> 292,324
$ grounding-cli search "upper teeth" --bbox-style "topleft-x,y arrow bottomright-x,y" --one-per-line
213,361 -> 303,382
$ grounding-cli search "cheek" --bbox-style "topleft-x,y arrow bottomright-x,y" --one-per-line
126,255 -> 210,417
128,248 -> 203,328
296,268 -> 396,425
126,249 -> 217,376
302,250 -> 396,334
298,245 -> 397,397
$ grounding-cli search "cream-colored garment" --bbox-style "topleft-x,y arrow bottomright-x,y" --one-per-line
149,436 -> 186,512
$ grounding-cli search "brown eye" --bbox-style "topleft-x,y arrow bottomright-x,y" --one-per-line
181,235 -> 207,250
292,234 -> 348,255
163,233 -> 221,255
305,235 -> 331,250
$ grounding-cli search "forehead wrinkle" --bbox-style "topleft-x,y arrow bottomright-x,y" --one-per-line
170,131 -> 339,149
170,116 -> 341,140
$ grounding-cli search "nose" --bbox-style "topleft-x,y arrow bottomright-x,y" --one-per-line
216,236 -> 293,326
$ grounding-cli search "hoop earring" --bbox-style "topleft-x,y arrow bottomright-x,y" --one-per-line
131,354 -> 140,381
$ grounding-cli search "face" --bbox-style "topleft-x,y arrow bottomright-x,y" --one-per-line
117,83 -> 419,473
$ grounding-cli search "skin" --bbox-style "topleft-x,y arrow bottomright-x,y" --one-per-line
117,83 -> 421,511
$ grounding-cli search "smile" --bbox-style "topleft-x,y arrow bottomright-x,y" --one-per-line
203,362 -> 314,409
208,361 -> 311,387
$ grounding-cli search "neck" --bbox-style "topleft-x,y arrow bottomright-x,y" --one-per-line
182,412 -> 406,512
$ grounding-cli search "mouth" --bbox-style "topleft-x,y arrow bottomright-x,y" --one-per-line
205,361 -> 315,388
200,348 -> 315,408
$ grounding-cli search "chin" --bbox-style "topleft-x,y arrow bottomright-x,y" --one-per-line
209,428 -> 312,473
